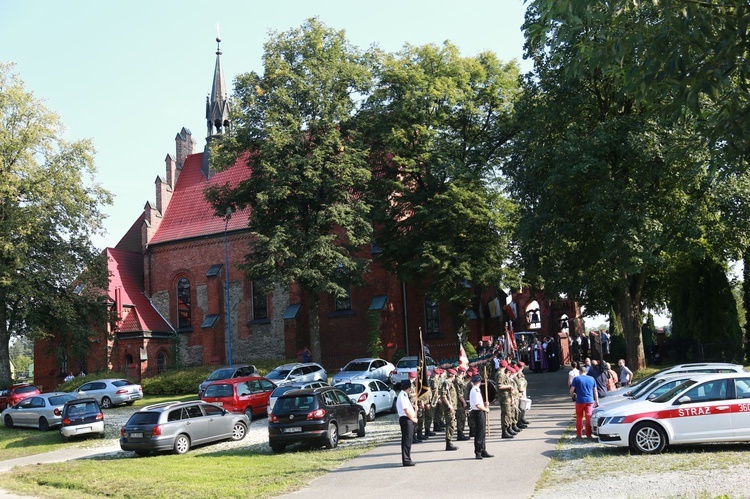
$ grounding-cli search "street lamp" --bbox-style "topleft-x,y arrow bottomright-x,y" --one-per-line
224,207 -> 233,366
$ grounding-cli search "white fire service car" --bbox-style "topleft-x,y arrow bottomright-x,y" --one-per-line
597,373 -> 750,454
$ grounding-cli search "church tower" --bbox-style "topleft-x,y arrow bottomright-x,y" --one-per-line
202,36 -> 231,177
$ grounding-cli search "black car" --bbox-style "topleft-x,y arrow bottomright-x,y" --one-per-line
60,397 -> 105,442
198,364 -> 258,397
268,386 -> 366,453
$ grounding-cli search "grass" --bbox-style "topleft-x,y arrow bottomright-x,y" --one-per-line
1,442 -> 377,498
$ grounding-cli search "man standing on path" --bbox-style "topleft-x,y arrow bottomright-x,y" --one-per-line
440,368 -> 459,450
396,379 -> 418,466
469,374 -> 493,459
569,364 -> 599,438
618,359 -> 633,387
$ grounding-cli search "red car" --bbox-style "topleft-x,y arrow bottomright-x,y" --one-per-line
0,384 -> 41,410
201,376 -> 276,420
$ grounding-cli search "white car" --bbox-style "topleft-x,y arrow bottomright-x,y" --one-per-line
597,373 -> 750,454
591,373 -> 712,435
607,362 -> 746,397
335,379 -> 396,421
389,355 -> 436,385
331,358 -> 395,385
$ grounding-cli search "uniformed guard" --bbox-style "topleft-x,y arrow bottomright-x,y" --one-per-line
515,361 -> 530,426
431,368 -> 445,432
440,368 -> 459,450
455,366 -> 470,441
419,370 -> 436,439
495,360 -> 515,439
507,363 -> 524,433
466,367 -> 477,437
408,372 -> 422,443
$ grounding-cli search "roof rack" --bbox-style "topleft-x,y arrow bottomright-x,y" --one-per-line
143,400 -> 200,411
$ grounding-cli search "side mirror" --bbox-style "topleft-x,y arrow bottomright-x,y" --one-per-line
647,394 -> 656,400
677,395 -> 691,404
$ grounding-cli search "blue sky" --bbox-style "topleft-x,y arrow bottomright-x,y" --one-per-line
1,0 -> 530,249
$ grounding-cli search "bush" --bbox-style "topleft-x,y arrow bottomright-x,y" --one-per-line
141,366 -> 215,395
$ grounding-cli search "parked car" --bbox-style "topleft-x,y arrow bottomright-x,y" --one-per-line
0,383 -> 41,411
2,392 -> 78,431
606,362 -> 747,398
72,379 -> 143,409
331,358 -> 395,385
201,376 -> 276,420
120,400 -> 248,456
267,381 -> 329,415
268,386 -> 366,452
597,373 -> 750,454
264,363 -> 327,386
198,364 -> 258,397
591,373 -> 712,435
335,379 -> 396,421
389,355 -> 436,385
60,397 -> 105,442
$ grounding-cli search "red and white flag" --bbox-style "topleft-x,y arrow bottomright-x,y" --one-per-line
459,344 -> 469,367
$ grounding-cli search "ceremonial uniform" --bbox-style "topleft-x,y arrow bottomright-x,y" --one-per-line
494,361 -> 515,439
465,371 -> 477,437
469,374 -> 493,459
431,368 -> 445,432
408,375 -> 421,443
455,368 -> 469,440
396,380 -> 417,466
440,369 -> 459,450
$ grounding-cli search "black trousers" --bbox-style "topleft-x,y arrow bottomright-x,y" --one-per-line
399,416 -> 415,464
472,410 -> 486,455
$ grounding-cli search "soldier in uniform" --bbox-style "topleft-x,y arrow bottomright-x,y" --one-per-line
416,369 -> 433,440
455,366 -> 470,441
494,360 -> 515,439
515,361 -> 530,426
431,368 -> 445,432
407,372 -> 422,443
507,363 -> 524,433
440,368 -> 459,450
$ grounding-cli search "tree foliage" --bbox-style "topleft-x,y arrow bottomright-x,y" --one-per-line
507,1 -> 744,370
206,19 -> 373,361
360,43 -> 521,323
0,63 -> 111,384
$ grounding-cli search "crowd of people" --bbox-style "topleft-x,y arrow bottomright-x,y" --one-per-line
568,357 -> 632,438
396,355 -> 531,465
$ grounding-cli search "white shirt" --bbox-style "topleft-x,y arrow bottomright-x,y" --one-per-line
396,389 -> 414,417
469,383 -> 484,411
568,368 -> 580,386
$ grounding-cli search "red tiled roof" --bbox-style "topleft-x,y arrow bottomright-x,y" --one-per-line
107,248 -> 173,333
114,213 -> 145,253
149,152 -> 251,245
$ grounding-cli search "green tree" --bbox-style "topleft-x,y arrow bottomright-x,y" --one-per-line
507,2 -> 733,370
0,63 -> 111,384
360,43 -> 520,330
206,19 -> 373,362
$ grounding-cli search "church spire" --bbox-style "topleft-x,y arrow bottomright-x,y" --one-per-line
206,36 -> 230,138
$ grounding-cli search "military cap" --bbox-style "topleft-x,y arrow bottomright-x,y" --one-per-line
499,360 -> 509,368
447,368 -> 457,376
399,380 -> 412,390
408,371 -> 417,379
471,374 -> 482,383
434,368 -> 444,374
458,366 -> 467,372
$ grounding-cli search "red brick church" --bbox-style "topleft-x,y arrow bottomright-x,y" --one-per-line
34,39 -> 580,390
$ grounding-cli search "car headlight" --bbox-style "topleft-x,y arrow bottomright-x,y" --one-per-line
602,416 -> 626,425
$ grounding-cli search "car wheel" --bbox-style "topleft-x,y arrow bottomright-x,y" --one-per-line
324,422 -> 339,449
231,422 -> 247,441
125,401 -> 135,406
367,404 -> 376,422
134,450 -> 150,457
244,408 -> 254,421
630,422 -> 667,454
270,442 -> 285,453
173,434 -> 191,455
356,413 -> 366,437
3,415 -> 12,429
391,398 -> 397,414
38,417 -> 49,432
100,396 -> 112,409
62,435 -> 70,443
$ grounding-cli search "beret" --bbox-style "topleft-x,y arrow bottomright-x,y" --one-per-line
518,361 -> 525,368
399,380 -> 411,390
447,368 -> 457,375
408,371 -> 417,379
499,360 -> 509,368
471,375 -> 482,383
434,368 -> 444,374
458,366 -> 467,372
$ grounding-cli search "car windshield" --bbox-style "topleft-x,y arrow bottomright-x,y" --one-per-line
207,369 -> 235,381
49,394 -> 77,406
204,384 -> 233,398
338,383 -> 365,395
651,379 -> 698,403
344,362 -> 370,372
127,412 -> 160,425
397,359 -> 418,369
629,378 -> 662,398
275,395 -> 317,413
112,379 -> 136,387
266,369 -> 291,379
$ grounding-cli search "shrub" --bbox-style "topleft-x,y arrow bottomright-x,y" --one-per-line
55,371 -> 130,392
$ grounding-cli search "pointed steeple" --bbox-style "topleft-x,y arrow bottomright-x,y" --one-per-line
206,36 -> 230,138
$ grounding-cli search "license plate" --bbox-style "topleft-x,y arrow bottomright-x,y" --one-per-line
130,394 -> 140,399
129,432 -> 143,438
76,427 -> 92,433
282,427 -> 302,433
214,402 -> 223,406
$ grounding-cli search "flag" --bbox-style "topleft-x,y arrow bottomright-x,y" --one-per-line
489,298 -> 502,318
459,344 -> 469,367
417,328 -> 430,398
503,302 -> 516,320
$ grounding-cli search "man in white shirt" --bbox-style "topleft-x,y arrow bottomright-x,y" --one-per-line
396,379 -> 418,466
469,375 -> 493,459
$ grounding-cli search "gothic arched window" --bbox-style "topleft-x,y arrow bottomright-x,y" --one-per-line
177,277 -> 191,330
